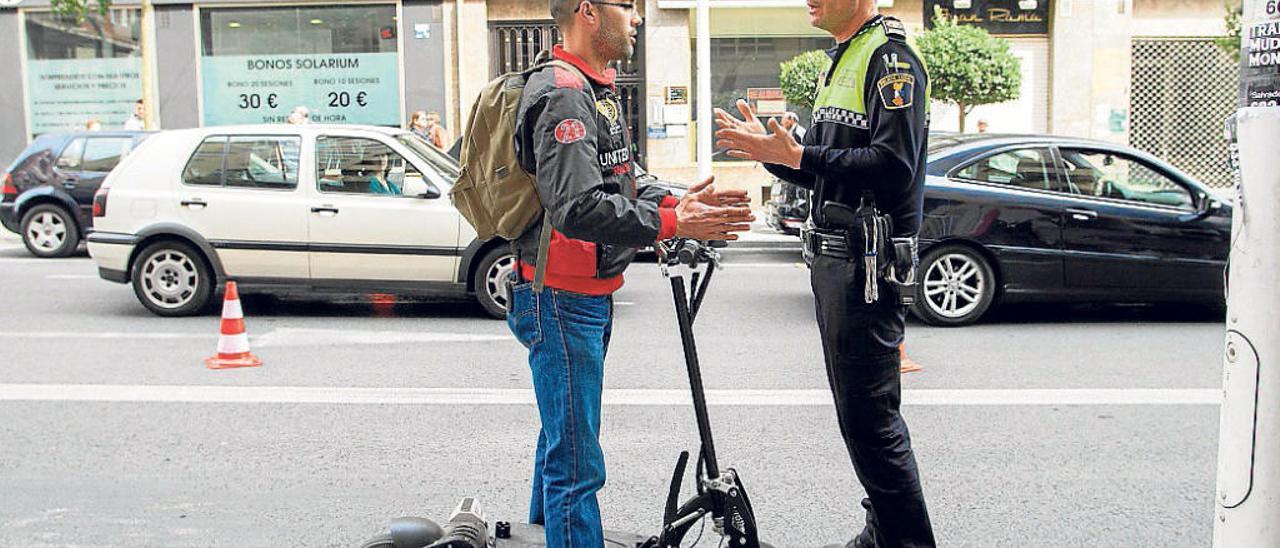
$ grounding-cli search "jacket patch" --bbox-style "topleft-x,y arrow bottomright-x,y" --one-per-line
877,73 -> 915,110
555,119 -> 588,144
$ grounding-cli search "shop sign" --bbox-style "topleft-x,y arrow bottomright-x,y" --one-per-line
1240,0 -> 1280,107
665,86 -> 689,105
200,52 -> 401,126
26,58 -> 142,133
747,87 -> 786,116
924,0 -> 1050,35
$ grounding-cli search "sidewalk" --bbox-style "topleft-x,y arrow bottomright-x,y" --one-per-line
731,220 -> 802,250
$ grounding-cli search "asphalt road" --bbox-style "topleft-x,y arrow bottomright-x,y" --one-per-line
0,234 -> 1227,547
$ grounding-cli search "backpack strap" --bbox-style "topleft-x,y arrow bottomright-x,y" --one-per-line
530,57 -> 595,293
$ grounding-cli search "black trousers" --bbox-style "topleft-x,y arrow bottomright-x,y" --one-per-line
811,254 -> 936,548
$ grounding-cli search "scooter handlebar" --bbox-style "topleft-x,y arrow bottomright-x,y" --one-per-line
659,239 -> 722,267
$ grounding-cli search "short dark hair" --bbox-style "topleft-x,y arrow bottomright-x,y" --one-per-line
549,0 -> 580,26
135,99 -> 144,105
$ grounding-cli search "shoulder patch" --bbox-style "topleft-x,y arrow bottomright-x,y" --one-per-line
881,16 -> 908,40
554,118 -> 587,144
877,72 -> 915,110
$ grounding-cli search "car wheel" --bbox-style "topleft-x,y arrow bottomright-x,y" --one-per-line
20,204 -> 80,258
474,246 -> 516,319
130,240 -> 215,317
910,244 -> 997,327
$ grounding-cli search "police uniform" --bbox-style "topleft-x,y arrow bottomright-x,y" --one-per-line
764,15 -> 935,547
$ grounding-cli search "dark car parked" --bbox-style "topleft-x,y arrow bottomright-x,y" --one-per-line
1,131 -> 149,257
765,178 -> 812,235
804,133 -> 1231,326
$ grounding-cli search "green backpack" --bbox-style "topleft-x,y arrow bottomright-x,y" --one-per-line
450,59 -> 592,291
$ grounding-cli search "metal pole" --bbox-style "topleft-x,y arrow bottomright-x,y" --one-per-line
140,0 -> 157,129
695,0 -> 711,180
1213,2 -> 1280,544
1215,107 -> 1280,546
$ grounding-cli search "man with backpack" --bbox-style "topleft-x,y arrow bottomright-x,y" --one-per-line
451,1 -> 755,546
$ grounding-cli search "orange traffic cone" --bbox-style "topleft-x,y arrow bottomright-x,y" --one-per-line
899,343 -> 922,374
205,281 -> 262,370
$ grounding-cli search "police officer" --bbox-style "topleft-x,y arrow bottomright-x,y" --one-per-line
714,0 -> 934,546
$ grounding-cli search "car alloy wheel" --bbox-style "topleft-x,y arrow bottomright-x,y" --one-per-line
26,211 -> 67,252
922,252 -> 987,320
20,204 -> 80,258
140,249 -> 202,310
485,252 -> 516,312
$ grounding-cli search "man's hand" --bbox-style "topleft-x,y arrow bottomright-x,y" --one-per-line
682,175 -> 751,209
714,99 -> 804,169
674,198 -> 755,241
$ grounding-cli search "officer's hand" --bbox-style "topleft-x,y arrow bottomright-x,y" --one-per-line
674,199 -> 754,242
715,117 -> 804,169
713,100 -> 767,135
683,175 -> 751,209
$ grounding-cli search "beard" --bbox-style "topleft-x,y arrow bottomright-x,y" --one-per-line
592,18 -> 633,63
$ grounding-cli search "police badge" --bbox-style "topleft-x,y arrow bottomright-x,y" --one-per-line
877,73 -> 915,110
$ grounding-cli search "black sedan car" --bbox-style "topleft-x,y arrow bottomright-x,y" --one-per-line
811,134 -> 1231,326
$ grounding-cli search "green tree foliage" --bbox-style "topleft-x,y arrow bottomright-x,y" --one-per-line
916,7 -> 1021,132
49,0 -> 112,21
779,50 -> 832,110
1215,1 -> 1243,63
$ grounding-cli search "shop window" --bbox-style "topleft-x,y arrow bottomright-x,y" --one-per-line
198,5 -> 400,127
693,36 -> 831,161
24,10 -> 142,135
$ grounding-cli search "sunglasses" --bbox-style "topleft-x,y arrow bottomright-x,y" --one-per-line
575,1 -> 636,13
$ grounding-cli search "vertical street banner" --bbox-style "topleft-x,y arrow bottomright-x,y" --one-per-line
26,58 -> 143,133
1241,1 -> 1280,107
201,53 -> 401,126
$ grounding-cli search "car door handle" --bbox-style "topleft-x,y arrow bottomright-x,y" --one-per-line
311,206 -> 340,216
180,199 -> 207,210
62,177 -> 78,189
1066,208 -> 1098,221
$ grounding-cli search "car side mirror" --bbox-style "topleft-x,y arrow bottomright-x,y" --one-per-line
402,175 -> 441,199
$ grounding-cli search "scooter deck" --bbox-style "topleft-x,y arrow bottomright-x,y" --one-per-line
494,522 -> 649,547
494,522 -> 774,548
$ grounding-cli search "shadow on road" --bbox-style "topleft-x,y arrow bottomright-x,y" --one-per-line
956,302 -> 1226,326
236,294 -> 495,320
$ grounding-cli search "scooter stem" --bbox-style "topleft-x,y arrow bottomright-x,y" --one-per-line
670,273 -> 720,479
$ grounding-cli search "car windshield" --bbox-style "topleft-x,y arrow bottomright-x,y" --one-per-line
396,133 -> 460,180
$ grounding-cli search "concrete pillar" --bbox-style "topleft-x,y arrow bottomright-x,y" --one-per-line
643,0 -> 694,170
1049,0 -> 1133,142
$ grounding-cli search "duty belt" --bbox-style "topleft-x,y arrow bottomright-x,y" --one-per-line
805,228 -> 857,260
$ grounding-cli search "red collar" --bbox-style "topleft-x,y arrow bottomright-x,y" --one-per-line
553,45 -> 617,86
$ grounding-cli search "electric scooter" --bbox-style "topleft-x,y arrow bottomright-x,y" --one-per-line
359,239 -> 770,548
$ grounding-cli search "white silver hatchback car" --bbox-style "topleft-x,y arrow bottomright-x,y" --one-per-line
87,125 -> 515,318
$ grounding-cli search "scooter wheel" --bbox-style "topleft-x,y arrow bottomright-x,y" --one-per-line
358,534 -> 397,548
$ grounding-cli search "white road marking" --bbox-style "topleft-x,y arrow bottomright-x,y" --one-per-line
252,328 -> 512,348
0,385 -> 1221,407
0,332 -> 212,340
0,258 -> 92,264
0,329 -> 511,346
721,262 -> 806,269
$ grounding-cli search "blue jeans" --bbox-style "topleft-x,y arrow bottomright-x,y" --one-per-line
507,278 -> 613,548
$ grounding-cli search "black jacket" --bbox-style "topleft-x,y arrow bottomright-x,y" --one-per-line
513,46 -> 676,294
766,16 -> 929,237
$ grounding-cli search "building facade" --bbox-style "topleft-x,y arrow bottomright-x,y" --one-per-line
0,0 -> 1238,198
